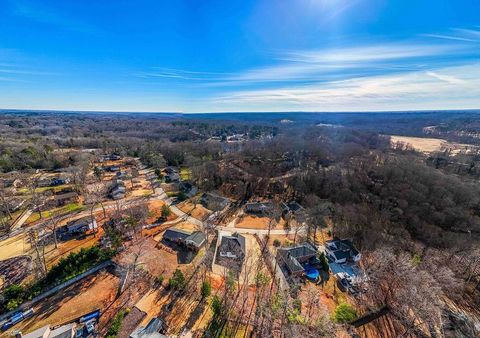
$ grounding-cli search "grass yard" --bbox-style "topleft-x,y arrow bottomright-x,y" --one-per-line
26,203 -> 85,224
17,184 -> 73,195
180,167 -> 192,181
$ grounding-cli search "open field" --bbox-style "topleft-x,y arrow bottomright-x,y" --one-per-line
390,135 -> 474,154
5,271 -> 119,335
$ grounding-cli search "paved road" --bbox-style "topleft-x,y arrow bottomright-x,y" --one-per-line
216,225 -> 306,235
11,209 -> 33,231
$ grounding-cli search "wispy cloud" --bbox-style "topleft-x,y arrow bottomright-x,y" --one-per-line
140,30 -> 478,88
420,34 -> 477,43
136,26 -> 480,111
213,64 -> 480,111
421,27 -> 480,43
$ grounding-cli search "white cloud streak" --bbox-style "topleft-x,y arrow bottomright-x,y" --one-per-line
213,64 -> 480,111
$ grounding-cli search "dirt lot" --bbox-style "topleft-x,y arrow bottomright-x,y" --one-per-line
6,271 -> 119,335
115,237 -> 180,279
235,215 -> 270,229
234,214 -> 287,231
177,200 -> 212,221
145,200 -> 177,225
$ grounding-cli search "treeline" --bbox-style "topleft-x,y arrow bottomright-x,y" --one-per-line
0,246 -> 114,313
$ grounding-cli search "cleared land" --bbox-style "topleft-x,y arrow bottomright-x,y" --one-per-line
177,200 -> 212,221
235,215 -> 286,230
390,135 -> 473,154
6,271 -> 119,335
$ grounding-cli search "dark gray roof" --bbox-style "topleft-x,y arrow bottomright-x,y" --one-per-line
277,244 -> 317,275
185,231 -> 206,247
200,193 -> 229,211
219,233 -> 245,256
163,228 -> 191,241
245,202 -> 273,213
282,201 -> 304,213
326,239 -> 360,261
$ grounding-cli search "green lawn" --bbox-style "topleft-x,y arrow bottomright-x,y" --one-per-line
180,167 -> 192,181
17,184 -> 73,195
26,203 -> 86,224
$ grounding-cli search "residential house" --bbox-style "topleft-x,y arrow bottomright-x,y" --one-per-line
164,172 -> 180,183
162,228 -> 191,244
200,193 -> 229,212
51,178 -> 70,186
245,202 -> 273,215
65,216 -> 97,235
163,228 -> 206,251
110,180 -> 126,200
165,166 -> 179,175
276,243 -> 317,277
130,318 -> 167,338
179,182 -> 198,197
21,323 -> 77,338
184,231 -> 206,250
281,201 -> 305,219
54,191 -> 79,206
104,154 -> 122,161
104,165 -> 120,172
218,233 -> 245,260
325,239 -> 361,264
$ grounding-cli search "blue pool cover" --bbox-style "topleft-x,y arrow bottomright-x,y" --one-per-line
305,268 -> 319,280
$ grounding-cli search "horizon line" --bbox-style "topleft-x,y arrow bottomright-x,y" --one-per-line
1,108 -> 480,115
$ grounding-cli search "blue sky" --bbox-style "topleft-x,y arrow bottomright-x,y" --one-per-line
0,0 -> 479,112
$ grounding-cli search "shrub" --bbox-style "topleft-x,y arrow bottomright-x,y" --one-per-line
273,239 -> 281,247
168,269 -> 185,290
333,303 -> 357,323
211,295 -> 223,316
319,252 -> 329,272
156,275 -> 165,286
161,204 -> 171,218
177,191 -> 187,202
106,309 -> 126,337
201,280 -> 212,299
2,284 -> 25,311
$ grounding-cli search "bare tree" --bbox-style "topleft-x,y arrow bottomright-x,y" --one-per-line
27,229 -> 47,278
360,247 -> 444,336
84,182 -> 108,219
44,210 -> 62,249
